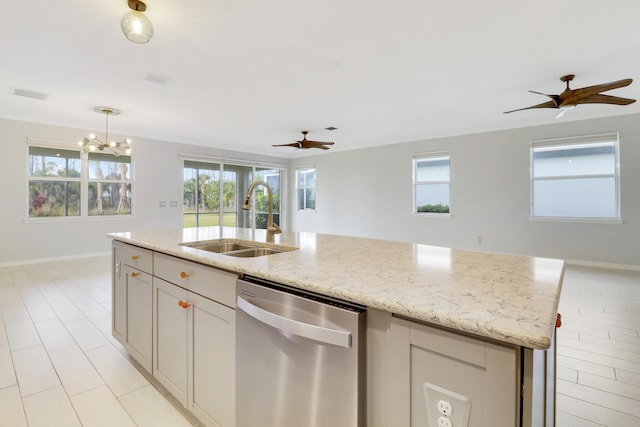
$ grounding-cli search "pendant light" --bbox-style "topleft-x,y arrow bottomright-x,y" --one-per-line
121,0 -> 153,44
79,107 -> 132,156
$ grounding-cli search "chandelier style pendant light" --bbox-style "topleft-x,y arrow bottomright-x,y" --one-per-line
79,107 -> 132,156
121,0 -> 153,44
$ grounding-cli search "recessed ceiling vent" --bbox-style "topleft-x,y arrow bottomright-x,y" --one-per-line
144,73 -> 170,84
10,87 -> 49,101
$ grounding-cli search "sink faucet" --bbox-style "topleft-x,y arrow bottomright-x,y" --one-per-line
242,180 -> 282,241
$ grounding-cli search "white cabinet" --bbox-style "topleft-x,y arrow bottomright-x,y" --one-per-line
112,242 -> 236,426
189,291 -> 235,427
153,277 -> 188,403
112,245 -> 126,343
124,265 -> 153,371
153,253 -> 236,427
112,241 -> 153,372
386,316 -> 519,427
367,310 -> 555,427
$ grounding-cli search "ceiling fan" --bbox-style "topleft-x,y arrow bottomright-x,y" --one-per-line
272,130 -> 335,150
504,74 -> 635,118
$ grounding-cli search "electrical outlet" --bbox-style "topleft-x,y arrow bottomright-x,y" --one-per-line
424,382 -> 471,427
438,399 -> 453,416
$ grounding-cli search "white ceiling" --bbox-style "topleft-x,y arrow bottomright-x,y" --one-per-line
2,0 -> 640,158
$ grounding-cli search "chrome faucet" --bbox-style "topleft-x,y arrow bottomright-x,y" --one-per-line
242,180 -> 282,241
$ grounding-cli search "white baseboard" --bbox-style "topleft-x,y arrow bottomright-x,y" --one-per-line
0,251 -> 110,268
565,259 -> 640,272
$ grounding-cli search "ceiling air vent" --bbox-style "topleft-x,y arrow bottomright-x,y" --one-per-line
144,73 -> 170,84
10,87 -> 49,100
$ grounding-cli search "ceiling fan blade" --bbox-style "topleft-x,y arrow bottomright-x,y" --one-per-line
503,100 -> 558,114
273,131 -> 335,150
572,93 -> 636,106
303,140 -> 334,145
303,141 -> 334,149
574,78 -> 633,95
528,91 -> 560,106
272,142 -> 301,148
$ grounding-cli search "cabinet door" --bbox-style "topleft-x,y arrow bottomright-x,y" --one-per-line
189,292 -> 235,427
153,277 -> 189,405
112,246 -> 126,344
124,265 -> 153,372
387,316 -> 519,427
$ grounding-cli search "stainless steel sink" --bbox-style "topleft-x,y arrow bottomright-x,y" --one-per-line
180,239 -> 295,258
182,241 -> 254,253
224,247 -> 284,257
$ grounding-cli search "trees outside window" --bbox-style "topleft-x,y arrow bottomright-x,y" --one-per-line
183,160 -> 283,230
88,153 -> 131,215
28,144 -> 132,218
183,161 -> 224,227
254,168 -> 281,228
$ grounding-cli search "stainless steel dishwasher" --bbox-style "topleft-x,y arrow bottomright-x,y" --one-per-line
236,276 -> 366,427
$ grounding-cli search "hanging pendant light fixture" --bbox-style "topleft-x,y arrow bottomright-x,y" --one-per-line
79,107 -> 132,156
121,0 -> 153,44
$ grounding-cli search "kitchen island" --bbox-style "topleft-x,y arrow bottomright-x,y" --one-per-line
109,226 -> 564,427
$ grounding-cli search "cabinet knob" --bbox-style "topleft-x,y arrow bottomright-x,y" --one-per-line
131,255 -> 139,260
555,313 -> 562,328
178,300 -> 190,309
131,272 -> 139,278
180,271 -> 189,279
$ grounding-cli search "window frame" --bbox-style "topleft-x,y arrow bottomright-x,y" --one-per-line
181,154 -> 286,230
412,152 -> 451,216
530,133 -> 621,223
296,166 -> 316,211
26,138 -> 134,221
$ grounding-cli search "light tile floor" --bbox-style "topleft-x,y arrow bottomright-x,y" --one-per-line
556,265 -> 640,427
0,257 -> 202,427
0,257 -> 638,426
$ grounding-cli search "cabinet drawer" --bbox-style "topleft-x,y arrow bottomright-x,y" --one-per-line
154,252 -> 237,307
121,243 -> 153,274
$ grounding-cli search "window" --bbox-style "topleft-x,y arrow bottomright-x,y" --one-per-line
296,167 -> 316,210
88,153 -> 132,215
183,160 -> 222,227
531,133 -> 620,220
183,159 -> 284,230
413,153 -> 450,214
253,168 -> 282,229
28,143 -> 133,218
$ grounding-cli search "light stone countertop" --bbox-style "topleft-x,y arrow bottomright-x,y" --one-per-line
108,226 -> 565,350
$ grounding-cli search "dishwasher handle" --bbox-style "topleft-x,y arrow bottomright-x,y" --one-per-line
237,295 -> 352,348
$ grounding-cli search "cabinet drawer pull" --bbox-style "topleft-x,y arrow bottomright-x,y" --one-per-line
131,272 -> 139,278
178,300 -> 190,309
180,271 -> 189,279
131,255 -> 139,260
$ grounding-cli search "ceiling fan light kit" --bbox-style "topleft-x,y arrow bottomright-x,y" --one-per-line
272,130 -> 335,150
504,74 -> 635,116
121,0 -> 153,44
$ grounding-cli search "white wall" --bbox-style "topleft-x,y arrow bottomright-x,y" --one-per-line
0,117 -> 286,265
4,114 -> 639,267
288,114 -> 640,267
